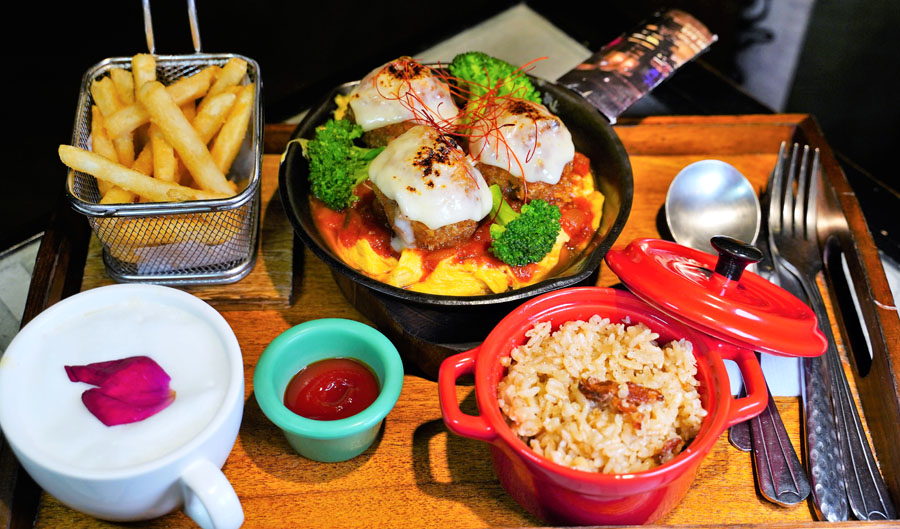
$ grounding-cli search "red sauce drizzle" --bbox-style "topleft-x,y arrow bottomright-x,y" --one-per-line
283,358 -> 380,421
560,196 -> 595,247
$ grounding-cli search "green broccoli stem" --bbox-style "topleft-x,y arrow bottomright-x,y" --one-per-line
489,185 -> 517,240
351,165 -> 371,189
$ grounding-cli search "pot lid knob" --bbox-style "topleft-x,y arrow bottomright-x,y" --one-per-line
605,238 -> 826,357
711,236 -> 763,281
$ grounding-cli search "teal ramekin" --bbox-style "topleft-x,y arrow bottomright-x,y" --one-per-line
253,319 -> 404,462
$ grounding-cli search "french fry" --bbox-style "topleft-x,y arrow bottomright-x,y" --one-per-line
131,53 -> 156,90
174,158 -> 191,187
211,83 -> 254,174
138,81 -> 234,195
104,66 -> 216,138
113,134 -> 135,167
98,144 -> 150,204
180,100 -> 197,122
89,77 -> 122,117
131,142 -> 154,176
197,57 -> 247,113
100,187 -> 137,204
90,106 -> 118,162
90,75 -> 135,166
90,106 -> 117,196
110,68 -> 135,105
120,143 -> 155,203
192,91 -> 236,144
149,123 -> 176,182
134,123 -> 151,154
69,59 -> 257,269
100,215 -> 229,247
59,145 -> 229,202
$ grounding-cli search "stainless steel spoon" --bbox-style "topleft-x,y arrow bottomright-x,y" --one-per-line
665,159 -> 810,506
665,160 -> 760,255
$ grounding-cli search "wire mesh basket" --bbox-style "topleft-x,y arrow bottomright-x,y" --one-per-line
64,4 -> 263,285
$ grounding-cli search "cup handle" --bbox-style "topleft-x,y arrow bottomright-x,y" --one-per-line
438,347 -> 496,442
180,459 -> 244,529
715,344 -> 768,427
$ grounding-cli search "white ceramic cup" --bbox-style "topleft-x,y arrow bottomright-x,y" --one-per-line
0,284 -> 244,529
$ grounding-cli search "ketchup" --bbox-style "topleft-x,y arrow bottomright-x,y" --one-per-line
283,358 -> 380,420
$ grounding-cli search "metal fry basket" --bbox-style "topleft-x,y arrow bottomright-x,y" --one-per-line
64,1 -> 263,286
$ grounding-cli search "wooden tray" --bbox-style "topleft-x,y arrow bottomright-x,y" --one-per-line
4,115 -> 899,529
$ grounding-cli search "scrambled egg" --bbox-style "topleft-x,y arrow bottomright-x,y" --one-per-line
326,174 -> 603,296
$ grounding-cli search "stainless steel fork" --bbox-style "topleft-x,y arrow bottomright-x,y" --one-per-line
768,141 -> 896,521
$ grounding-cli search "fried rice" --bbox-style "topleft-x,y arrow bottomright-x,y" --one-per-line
497,315 -> 707,474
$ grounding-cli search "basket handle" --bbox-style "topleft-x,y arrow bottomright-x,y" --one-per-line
142,0 -> 202,54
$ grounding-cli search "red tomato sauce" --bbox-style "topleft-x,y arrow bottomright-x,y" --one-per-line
311,186 -> 395,259
422,222 -> 497,273
283,358 -> 380,421
309,153 -> 598,288
560,196 -> 595,247
572,152 -> 591,176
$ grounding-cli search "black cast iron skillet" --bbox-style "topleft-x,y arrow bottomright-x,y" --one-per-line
279,76 -> 633,378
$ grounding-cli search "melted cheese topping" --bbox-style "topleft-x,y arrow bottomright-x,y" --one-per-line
348,58 -> 460,132
470,99 -> 575,185
368,125 -> 492,232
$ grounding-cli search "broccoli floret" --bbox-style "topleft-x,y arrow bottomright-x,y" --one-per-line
448,51 -> 542,103
488,184 -> 561,266
303,119 -> 384,211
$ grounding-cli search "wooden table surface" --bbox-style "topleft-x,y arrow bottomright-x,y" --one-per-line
6,115 -> 900,529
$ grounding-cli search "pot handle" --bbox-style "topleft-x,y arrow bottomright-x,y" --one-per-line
438,347 -> 496,442
716,344 -> 768,427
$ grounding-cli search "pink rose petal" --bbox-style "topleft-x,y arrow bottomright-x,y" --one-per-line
65,356 -> 176,426
81,388 -> 176,427
66,356 -> 170,389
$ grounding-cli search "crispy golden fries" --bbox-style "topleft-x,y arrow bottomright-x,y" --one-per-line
192,91 -> 236,144
90,106 -> 118,163
99,187 -> 137,205
99,215 -> 229,247
104,66 -> 216,138
59,145 -> 229,202
90,73 -> 135,167
131,53 -> 156,90
90,106 -> 117,196
198,57 -> 247,113
180,100 -> 197,122
131,143 -> 153,175
99,145 -> 149,204
138,80 -> 234,194
63,54 -> 257,267
66,55 -> 254,208
89,77 -> 121,117
211,83 -> 254,174
110,68 -> 135,105
149,123 -> 176,182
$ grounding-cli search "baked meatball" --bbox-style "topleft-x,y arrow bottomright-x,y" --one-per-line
367,125 -> 492,250
348,57 -> 460,147
469,98 -> 575,202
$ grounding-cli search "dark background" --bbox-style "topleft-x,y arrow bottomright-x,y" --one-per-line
3,1 -> 898,254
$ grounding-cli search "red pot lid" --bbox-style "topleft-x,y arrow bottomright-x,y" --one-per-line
605,238 -> 826,357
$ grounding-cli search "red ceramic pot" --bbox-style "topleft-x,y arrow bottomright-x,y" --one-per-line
439,286 -> 768,526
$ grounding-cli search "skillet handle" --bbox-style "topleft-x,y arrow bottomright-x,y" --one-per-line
438,348 -> 496,442
717,344 -> 768,426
